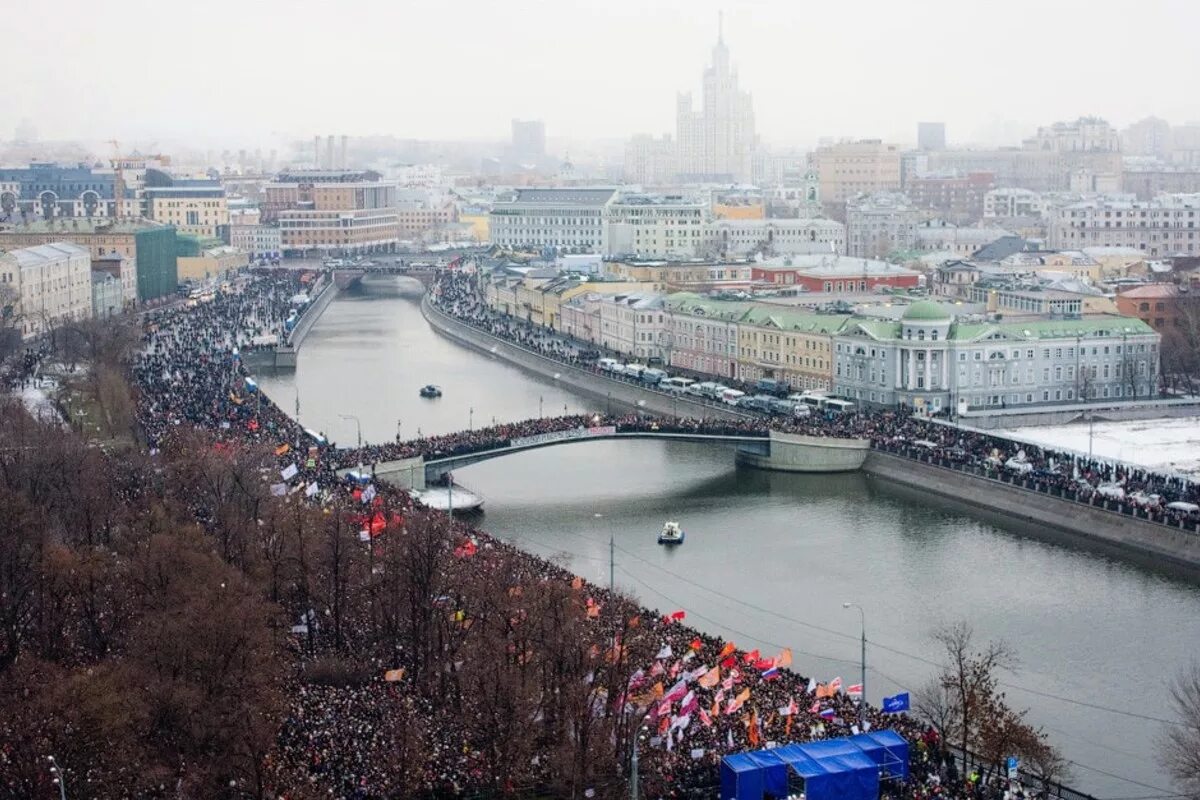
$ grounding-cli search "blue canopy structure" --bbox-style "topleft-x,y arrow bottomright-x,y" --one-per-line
719,732 -> 908,800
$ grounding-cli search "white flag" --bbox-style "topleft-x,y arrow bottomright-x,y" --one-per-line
362,484 -> 377,504
305,482 -> 319,497
280,463 -> 299,481
656,644 -> 673,660
270,483 -> 287,496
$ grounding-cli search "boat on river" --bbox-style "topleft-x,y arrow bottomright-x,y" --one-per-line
658,521 -> 685,545
419,384 -> 443,398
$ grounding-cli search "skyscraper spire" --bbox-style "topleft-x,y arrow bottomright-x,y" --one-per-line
718,10 -> 724,45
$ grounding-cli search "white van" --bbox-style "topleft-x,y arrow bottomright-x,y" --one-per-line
687,381 -> 717,398
705,384 -> 730,400
624,364 -> 647,380
598,358 -> 620,373
721,388 -> 746,405
661,377 -> 695,394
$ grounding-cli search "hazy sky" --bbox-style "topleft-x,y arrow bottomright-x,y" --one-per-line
7,0 -> 1200,150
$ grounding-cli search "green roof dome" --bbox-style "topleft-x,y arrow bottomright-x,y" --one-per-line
901,300 -> 951,322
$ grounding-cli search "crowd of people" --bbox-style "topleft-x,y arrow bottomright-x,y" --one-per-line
429,268 -> 1200,531
115,268 -> 1084,798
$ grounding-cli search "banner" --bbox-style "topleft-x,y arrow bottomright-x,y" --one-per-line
881,692 -> 910,713
510,425 -> 616,449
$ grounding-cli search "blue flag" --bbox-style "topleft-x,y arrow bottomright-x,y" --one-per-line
882,692 -> 910,713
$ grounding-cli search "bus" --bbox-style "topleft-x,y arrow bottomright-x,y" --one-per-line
660,377 -> 695,394
824,398 -> 857,415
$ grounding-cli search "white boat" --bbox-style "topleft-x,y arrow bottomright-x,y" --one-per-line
658,521 -> 685,546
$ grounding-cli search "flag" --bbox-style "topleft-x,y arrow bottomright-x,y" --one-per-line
698,665 -> 720,689
571,576 -> 583,590
762,666 -> 780,681
816,683 -> 835,699
747,709 -> 760,747
881,692 -> 910,713
721,675 -> 734,691
754,658 -> 775,671
274,443 -> 290,456
305,482 -> 319,497
777,698 -> 798,717
656,644 -> 673,660
727,728 -> 734,750
848,683 -> 863,698
681,691 -> 698,717
650,661 -> 665,677
806,677 -> 817,694
383,668 -> 406,682
818,707 -> 836,719
664,679 -> 688,703
670,610 -> 686,621
627,669 -> 646,690
721,656 -> 736,669
727,687 -> 750,715
829,677 -> 843,693
742,649 -> 760,664
280,463 -> 299,481
361,484 -> 377,504
775,648 -> 793,668
657,698 -> 672,718
809,701 -> 820,714
785,712 -> 794,738
270,482 -> 287,496
718,642 -> 736,659
699,708 -> 713,728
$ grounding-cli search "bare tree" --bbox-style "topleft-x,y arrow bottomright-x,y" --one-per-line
1160,661 -> 1200,800
932,621 -> 1017,761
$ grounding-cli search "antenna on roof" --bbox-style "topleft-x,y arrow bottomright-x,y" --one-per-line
718,10 -> 724,44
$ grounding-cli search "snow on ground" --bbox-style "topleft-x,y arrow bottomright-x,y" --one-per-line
999,416 -> 1200,478
18,382 -> 62,423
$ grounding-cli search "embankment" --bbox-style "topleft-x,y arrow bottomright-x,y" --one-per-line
864,450 -> 1200,572
420,296 -> 752,422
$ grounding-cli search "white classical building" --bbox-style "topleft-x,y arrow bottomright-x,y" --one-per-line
596,292 -> 668,361
1047,193 -> 1200,257
707,218 -> 845,258
663,292 -> 745,379
489,188 -> 617,253
0,242 -> 94,338
833,301 -> 1159,412
230,223 -> 282,258
605,194 -> 711,259
983,187 -> 1045,219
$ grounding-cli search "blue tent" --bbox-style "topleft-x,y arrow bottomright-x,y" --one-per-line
720,732 -> 904,800
855,730 -> 910,780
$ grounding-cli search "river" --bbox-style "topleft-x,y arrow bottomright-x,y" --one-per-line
256,276 -> 1198,796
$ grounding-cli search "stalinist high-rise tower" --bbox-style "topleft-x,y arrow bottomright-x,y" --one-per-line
675,14 -> 757,183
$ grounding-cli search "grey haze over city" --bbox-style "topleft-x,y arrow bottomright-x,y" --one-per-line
6,0 -> 1200,150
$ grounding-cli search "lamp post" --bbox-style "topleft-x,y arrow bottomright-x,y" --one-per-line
843,602 -> 866,727
395,418 -> 402,443
47,755 -> 66,800
630,725 -> 647,800
339,413 -> 363,478
539,395 -> 544,419
469,407 -> 474,430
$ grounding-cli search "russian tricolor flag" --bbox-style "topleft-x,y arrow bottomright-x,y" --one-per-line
762,666 -> 780,681
818,707 -> 836,719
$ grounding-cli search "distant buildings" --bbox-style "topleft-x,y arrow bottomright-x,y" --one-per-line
144,180 -> 228,238
917,122 -> 946,152
623,19 -> 756,184
0,164 -> 139,221
511,120 -> 547,164
1047,194 -> 1200,256
606,194 -> 711,259
810,140 -> 903,209
707,218 -> 845,258
905,171 -> 994,223
0,242 -> 93,337
983,187 -> 1045,218
750,254 -> 921,293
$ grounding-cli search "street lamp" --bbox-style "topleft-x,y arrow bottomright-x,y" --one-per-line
47,755 -> 66,800
539,395 -> 544,418
469,407 -> 474,430
339,413 -> 363,478
395,418 -> 402,443
843,602 -> 866,727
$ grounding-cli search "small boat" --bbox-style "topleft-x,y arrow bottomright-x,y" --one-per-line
658,521 -> 685,546
419,384 -> 442,398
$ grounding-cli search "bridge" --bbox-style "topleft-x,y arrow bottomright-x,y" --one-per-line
333,264 -> 445,290
344,426 -> 871,491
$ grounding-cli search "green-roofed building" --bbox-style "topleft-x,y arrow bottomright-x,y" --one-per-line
834,307 -> 1159,412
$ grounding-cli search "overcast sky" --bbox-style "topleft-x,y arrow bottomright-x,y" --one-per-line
7,0 -> 1199,150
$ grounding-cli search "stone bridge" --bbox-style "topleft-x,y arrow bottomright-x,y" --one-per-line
333,265 -> 441,290
341,427 -> 870,491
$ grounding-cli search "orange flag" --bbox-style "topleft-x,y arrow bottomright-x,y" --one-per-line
785,713 -> 794,738
775,648 -> 793,668
718,641 -> 736,659
711,697 -> 721,719
747,709 -> 760,747
652,681 -> 665,700
816,683 -> 835,699
383,668 -> 406,682
698,665 -> 720,689
571,576 -> 583,590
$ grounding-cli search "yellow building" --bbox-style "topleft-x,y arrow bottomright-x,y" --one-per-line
177,246 -> 248,283
144,186 -> 229,238
459,211 -> 491,243
713,201 -> 765,220
736,307 -> 850,391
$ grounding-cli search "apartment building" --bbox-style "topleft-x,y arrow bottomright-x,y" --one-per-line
1047,194 -> 1200,257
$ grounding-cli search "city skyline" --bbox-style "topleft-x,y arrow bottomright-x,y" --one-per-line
7,0 -> 1200,150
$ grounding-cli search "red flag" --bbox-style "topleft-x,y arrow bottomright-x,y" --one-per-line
689,638 -> 702,651
721,656 -> 736,669
742,649 -> 760,664
670,610 -> 687,621
718,641 -> 736,659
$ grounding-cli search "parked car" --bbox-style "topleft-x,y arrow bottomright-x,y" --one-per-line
721,388 -> 746,405
756,378 -> 790,397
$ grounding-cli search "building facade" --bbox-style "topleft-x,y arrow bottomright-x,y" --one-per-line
833,301 -> 1159,411
1047,194 -> 1200,256
144,184 -> 228,238
736,307 -> 847,390
674,24 -> 756,183
905,171 -> 994,222
0,242 -> 93,338
707,218 -> 845,258
265,170 -> 399,255
0,164 -> 139,222
605,194 -> 710,258
983,187 -> 1045,218
663,293 -> 746,379
811,140 -> 903,208
489,188 -> 617,253
91,270 -> 123,319
229,224 -> 282,258
750,254 -> 921,292
845,192 -> 921,258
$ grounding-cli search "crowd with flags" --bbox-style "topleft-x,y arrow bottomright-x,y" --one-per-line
120,270 -> 1100,798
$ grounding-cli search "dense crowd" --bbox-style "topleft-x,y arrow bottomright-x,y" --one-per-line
116,268 -> 1088,798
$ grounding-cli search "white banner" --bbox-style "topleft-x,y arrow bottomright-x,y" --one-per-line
511,425 -> 617,449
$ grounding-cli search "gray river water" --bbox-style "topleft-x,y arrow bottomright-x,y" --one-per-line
256,277 -> 1199,796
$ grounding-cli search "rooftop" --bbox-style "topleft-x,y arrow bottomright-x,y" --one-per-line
504,188 -> 617,207
10,241 -> 90,267
0,218 -> 169,235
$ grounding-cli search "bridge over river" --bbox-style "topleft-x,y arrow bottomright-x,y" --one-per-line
338,425 -> 871,490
